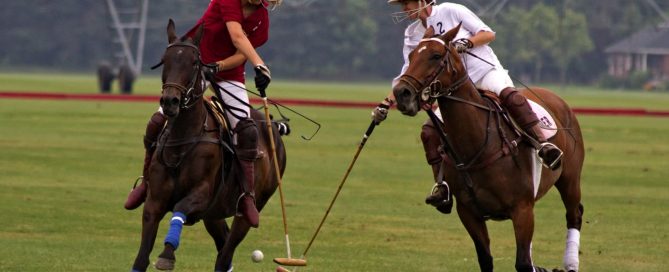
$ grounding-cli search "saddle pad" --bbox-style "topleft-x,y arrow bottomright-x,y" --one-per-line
528,100 -> 557,139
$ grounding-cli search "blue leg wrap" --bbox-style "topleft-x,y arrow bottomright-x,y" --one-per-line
164,212 -> 186,249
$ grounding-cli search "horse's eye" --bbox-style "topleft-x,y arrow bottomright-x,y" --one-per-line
431,54 -> 442,60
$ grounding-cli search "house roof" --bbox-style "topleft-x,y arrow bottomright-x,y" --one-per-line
605,22 -> 669,55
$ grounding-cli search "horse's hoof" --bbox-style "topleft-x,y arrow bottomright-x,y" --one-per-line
154,257 -> 175,271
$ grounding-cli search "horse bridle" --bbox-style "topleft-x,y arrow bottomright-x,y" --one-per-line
161,42 -> 206,110
398,37 -> 469,107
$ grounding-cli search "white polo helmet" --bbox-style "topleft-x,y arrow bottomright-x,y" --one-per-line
389,0 -> 436,23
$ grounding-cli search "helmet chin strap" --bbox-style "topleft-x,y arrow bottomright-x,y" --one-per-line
390,0 -> 434,24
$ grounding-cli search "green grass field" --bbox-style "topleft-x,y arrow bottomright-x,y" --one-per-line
1,73 -> 668,271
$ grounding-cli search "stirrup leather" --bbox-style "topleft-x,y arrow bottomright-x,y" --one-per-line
429,180 -> 451,204
537,142 -> 563,169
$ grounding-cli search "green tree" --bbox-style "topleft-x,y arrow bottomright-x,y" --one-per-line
553,6 -> 593,85
262,0 -> 378,79
492,3 -> 592,84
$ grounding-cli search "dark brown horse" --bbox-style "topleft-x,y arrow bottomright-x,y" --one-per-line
392,24 -> 584,272
130,20 -> 287,272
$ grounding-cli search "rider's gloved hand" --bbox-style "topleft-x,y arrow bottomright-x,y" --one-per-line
254,64 -> 271,92
453,38 -> 473,53
372,97 -> 395,125
203,62 -> 220,80
372,103 -> 389,124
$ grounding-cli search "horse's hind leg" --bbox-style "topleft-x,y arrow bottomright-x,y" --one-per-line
217,216 -> 253,271
204,218 -> 231,271
555,173 -> 584,272
457,204 -> 493,272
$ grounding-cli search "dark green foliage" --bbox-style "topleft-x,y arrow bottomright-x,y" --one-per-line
0,0 -> 667,83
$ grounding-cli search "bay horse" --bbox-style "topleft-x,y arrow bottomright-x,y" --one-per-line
130,19 -> 287,272
392,24 -> 584,272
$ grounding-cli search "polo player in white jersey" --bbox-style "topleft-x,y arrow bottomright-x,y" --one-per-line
372,0 -> 563,214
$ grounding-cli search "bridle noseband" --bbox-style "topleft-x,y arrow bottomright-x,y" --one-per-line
161,42 -> 206,110
398,37 -> 469,106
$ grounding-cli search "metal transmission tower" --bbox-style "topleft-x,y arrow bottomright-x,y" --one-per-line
645,0 -> 669,23
98,0 -> 149,94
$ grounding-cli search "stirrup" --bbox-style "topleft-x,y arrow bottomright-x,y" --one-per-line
537,142 -> 563,169
234,192 -> 256,217
132,176 -> 143,189
428,181 -> 451,204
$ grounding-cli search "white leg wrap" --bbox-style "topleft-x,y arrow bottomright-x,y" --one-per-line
563,228 -> 580,271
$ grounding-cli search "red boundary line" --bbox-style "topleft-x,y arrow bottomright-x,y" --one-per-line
2,91 -> 669,117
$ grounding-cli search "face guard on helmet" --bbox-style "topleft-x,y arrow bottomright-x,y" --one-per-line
256,0 -> 282,10
389,0 -> 435,24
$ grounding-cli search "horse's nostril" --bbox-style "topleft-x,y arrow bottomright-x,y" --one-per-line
159,97 -> 165,106
170,97 -> 180,106
402,88 -> 412,98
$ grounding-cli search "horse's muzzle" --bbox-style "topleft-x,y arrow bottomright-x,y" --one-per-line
160,94 -> 181,117
393,85 -> 420,116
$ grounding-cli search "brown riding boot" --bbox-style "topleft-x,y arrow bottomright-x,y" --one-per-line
234,119 -> 260,228
421,119 -> 453,214
500,88 -> 563,170
124,111 -> 166,210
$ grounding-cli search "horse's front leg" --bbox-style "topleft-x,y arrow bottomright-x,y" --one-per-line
204,218 -> 231,271
216,215 -> 253,271
131,199 -> 168,272
511,203 -> 549,272
457,202 -> 493,272
154,183 -> 212,270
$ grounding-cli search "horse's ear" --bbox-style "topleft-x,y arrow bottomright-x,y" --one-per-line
440,22 -> 462,43
192,24 -> 204,47
423,26 -> 435,38
167,19 -> 177,44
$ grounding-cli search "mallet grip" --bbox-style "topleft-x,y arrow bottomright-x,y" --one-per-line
365,121 -> 376,138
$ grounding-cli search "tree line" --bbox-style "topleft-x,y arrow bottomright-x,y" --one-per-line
0,0 -> 666,84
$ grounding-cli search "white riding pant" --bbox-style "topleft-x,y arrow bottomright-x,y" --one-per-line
212,80 -> 249,129
157,80 -> 250,143
474,68 -> 515,95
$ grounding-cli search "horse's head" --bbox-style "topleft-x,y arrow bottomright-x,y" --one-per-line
393,23 -> 467,116
159,19 -> 205,118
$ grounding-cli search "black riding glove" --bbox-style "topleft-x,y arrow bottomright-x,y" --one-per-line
254,64 -> 271,93
202,63 -> 220,80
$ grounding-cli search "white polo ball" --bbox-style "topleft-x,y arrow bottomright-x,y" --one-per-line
251,249 -> 264,263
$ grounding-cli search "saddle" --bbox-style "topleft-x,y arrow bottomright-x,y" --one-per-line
436,89 -> 557,171
205,96 -> 230,137
478,89 -> 558,140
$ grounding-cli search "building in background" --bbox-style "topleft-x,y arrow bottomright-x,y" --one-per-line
605,22 -> 669,80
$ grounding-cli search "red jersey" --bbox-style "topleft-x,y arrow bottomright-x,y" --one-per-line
187,0 -> 269,83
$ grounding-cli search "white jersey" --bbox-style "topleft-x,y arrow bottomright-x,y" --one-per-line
393,2 -> 504,87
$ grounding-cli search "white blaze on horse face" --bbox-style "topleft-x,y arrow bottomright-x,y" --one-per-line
177,49 -> 184,55
417,45 -> 427,54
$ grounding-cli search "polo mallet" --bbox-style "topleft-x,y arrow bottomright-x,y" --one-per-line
259,86 -> 307,267
275,121 -> 378,271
